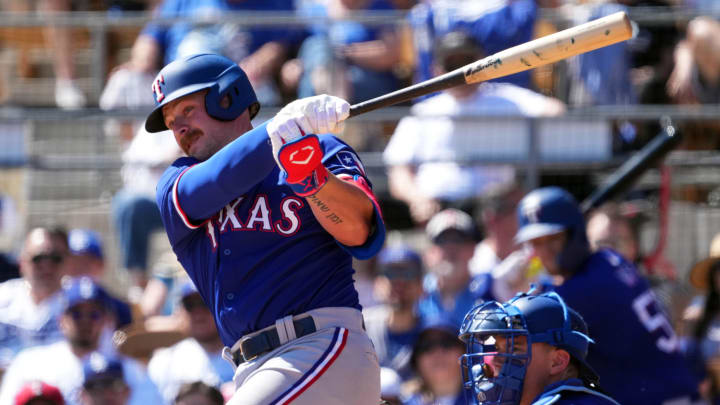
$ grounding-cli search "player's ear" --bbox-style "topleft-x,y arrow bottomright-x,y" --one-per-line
219,94 -> 231,109
549,348 -> 571,376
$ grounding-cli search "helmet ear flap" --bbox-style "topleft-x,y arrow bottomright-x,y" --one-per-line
205,82 -> 244,121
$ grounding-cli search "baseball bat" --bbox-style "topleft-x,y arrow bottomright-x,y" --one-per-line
579,121 -> 683,215
348,11 -> 633,117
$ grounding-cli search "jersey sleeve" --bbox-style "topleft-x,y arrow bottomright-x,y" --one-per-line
159,121 -> 276,234
319,135 -> 386,259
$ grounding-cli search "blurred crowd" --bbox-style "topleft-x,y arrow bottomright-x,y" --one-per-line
1,0 -> 720,404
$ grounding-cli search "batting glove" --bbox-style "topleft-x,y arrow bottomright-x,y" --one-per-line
268,95 -> 349,196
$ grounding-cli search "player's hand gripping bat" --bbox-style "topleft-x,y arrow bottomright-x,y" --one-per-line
348,11 -> 634,116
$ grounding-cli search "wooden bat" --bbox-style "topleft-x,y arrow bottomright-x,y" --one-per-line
580,121 -> 682,215
349,11 -> 633,117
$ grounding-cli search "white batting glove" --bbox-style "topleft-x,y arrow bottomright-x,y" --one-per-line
268,94 -> 350,141
267,94 -> 350,166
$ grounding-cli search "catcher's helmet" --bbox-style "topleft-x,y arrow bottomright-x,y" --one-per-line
458,291 -> 598,405
145,53 -> 260,133
515,187 -> 590,273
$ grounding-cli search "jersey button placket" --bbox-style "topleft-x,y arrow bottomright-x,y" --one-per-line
224,249 -> 231,256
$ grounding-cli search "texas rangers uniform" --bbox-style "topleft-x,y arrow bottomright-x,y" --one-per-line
156,122 -> 385,404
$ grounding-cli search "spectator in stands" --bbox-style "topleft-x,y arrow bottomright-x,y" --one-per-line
681,233 -> 720,404
468,181 -> 539,302
2,0 -> 87,108
66,229 -> 105,280
408,0 -> 538,92
79,354 -> 131,405
403,320 -> 465,405
290,0 -> 405,104
469,182 -> 524,276
564,2 -> 636,107
667,16 -> 720,105
109,125 -> 182,304
586,204 -> 640,264
14,381 -> 65,405
65,230 -> 136,350
173,382 -> 224,405
364,245 -> 426,379
0,228 -> 68,371
101,0 -> 301,112
147,281 -> 233,404
0,277 -> 162,405
418,209 -> 492,327
586,202 -> 677,291
383,30 -> 564,225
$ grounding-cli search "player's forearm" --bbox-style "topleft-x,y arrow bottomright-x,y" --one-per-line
305,174 -> 374,246
241,42 -> 288,82
176,122 -> 276,221
130,35 -> 162,73
342,36 -> 400,71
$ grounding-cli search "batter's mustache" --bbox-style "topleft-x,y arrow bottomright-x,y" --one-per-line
183,128 -> 204,150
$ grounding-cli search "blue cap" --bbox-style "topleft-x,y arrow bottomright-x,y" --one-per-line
515,187 -> 584,244
62,277 -> 111,311
410,316 -> 463,369
377,245 -> 423,279
68,229 -> 103,259
83,353 -> 124,386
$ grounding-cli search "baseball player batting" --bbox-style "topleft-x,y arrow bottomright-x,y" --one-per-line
146,53 -> 386,405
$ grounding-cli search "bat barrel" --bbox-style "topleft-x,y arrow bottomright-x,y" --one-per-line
465,11 -> 633,84
580,120 -> 682,215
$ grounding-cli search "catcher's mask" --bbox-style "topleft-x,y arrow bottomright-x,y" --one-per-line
458,291 -> 598,405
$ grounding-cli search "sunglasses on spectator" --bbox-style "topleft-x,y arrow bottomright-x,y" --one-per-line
381,265 -> 422,280
31,252 -> 64,265
68,308 -> 105,322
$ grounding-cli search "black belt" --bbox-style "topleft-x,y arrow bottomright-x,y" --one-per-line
232,316 -> 317,365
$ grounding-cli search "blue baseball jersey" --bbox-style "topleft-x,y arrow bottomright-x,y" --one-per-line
418,273 -> 494,327
144,0 -> 303,66
532,379 -> 620,405
408,0 -> 536,98
553,249 -> 699,405
156,123 -> 385,346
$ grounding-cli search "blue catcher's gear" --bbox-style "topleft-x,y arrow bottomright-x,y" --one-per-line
145,53 -> 260,133
515,187 -> 591,274
458,291 -> 597,405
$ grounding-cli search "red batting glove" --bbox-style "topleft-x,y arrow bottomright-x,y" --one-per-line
277,135 -> 329,196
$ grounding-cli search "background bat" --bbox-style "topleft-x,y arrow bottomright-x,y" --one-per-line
348,11 -> 633,117
580,121 -> 682,215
